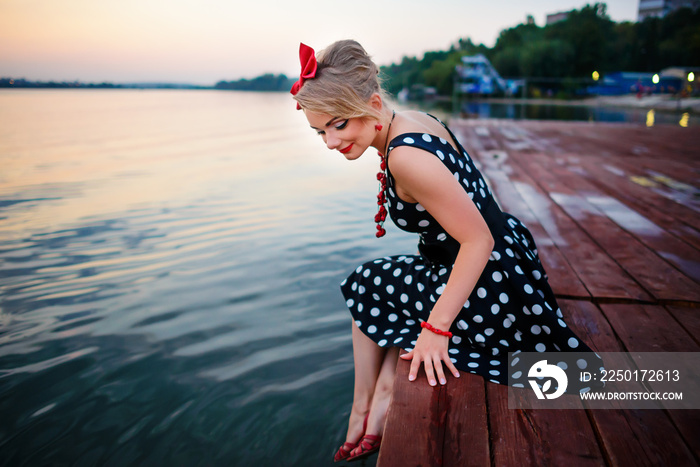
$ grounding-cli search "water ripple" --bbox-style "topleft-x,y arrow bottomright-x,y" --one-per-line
0,90 -> 405,465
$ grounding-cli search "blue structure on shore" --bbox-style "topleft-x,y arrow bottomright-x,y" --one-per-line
588,71 -> 683,95
456,54 -> 523,96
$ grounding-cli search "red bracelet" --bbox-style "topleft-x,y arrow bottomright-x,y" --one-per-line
421,321 -> 453,338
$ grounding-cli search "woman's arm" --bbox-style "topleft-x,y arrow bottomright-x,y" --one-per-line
388,146 -> 495,386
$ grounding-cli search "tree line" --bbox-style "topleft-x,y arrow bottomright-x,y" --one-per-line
0,78 -> 124,88
214,74 -> 294,92
0,78 -> 208,89
380,3 -> 700,96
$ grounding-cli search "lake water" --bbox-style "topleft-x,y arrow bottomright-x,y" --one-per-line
0,90 -> 420,466
460,100 -> 699,125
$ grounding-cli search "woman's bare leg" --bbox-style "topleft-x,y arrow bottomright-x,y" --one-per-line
364,346 -> 399,437
343,321 -> 386,445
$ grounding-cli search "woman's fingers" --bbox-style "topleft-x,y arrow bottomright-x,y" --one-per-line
433,355 -> 447,385
408,352 -> 422,381
406,333 -> 460,385
423,359 -> 437,386
444,354 -> 461,378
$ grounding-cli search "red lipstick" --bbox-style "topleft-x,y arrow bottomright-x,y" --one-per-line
339,143 -> 354,154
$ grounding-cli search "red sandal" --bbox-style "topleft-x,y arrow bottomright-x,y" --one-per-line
347,434 -> 382,462
334,441 -> 358,462
333,414 -> 369,462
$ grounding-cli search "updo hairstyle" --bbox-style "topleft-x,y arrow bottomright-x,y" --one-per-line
293,40 -> 387,120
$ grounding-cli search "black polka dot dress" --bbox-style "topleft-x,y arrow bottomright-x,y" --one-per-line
340,115 -> 603,391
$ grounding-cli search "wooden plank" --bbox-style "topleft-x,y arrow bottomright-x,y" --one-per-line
442,372 -> 490,466
377,359 -> 490,467
523,122 -> 700,167
455,124 -> 489,155
563,124 -> 700,184
559,299 -> 620,353
506,153 -> 652,302
600,303 -> 700,459
460,120 -> 700,234
556,162 -> 700,286
551,137 -> 700,233
562,299 -> 698,466
487,383 -> 604,467
550,153 -> 700,283
586,157 -> 700,234
377,358 -> 445,466
600,303 -> 699,353
520,155 -> 700,302
558,153 -> 700,254
666,305 -> 700,348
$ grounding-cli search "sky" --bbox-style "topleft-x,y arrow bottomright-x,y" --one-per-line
0,0 -> 639,85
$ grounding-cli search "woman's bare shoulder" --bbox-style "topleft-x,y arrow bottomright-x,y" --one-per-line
395,110 -> 441,131
392,110 -> 457,152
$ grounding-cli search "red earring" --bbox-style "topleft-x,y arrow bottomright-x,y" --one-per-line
375,124 -> 383,131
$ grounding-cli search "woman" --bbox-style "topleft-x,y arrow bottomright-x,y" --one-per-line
291,40 -> 601,462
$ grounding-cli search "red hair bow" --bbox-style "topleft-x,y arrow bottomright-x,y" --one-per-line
290,43 -> 317,109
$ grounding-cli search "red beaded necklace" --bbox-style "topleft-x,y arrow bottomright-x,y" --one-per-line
375,111 -> 396,238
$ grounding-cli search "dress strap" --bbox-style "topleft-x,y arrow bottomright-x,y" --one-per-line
386,133 -> 438,156
425,113 -> 470,158
386,113 -> 468,160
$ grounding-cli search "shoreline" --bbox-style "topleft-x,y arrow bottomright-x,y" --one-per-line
468,95 -> 700,114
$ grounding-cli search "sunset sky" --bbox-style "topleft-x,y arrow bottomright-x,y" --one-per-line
0,0 -> 638,85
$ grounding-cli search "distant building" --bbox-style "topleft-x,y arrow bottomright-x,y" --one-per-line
546,11 -> 571,25
638,0 -> 700,20
455,54 -> 523,96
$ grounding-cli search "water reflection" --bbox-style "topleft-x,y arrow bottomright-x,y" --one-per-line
0,90 -> 415,465
456,100 -> 698,126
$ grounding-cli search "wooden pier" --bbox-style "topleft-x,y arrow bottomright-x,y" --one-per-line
377,120 -> 700,467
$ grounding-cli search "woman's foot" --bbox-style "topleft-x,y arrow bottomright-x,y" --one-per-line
334,411 -> 368,462
342,378 -> 391,461
347,434 -> 382,461
347,407 -> 369,443
333,442 -> 357,462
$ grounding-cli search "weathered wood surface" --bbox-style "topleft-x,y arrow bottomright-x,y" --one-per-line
377,120 -> 699,467
458,120 -> 700,304
566,300 -> 698,466
377,358 -> 489,467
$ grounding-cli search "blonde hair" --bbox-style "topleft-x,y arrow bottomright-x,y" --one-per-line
293,40 -> 386,119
